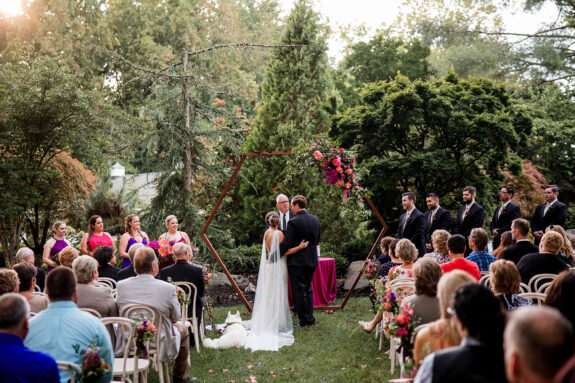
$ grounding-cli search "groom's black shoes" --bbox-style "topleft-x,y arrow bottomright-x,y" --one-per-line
300,320 -> 316,327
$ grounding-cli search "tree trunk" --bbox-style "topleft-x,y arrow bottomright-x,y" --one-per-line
0,215 -> 25,268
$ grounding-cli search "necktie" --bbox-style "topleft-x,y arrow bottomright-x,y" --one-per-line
403,212 -> 410,230
543,203 -> 551,216
282,213 -> 287,230
497,205 -> 504,219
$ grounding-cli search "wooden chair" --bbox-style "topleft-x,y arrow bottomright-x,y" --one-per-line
174,281 -> 201,353
57,361 -> 82,383
80,308 -> 102,318
101,317 -> 149,383
518,292 -> 546,306
528,274 -> 557,293
120,304 -> 169,383
479,274 -> 491,288
537,281 -> 553,295
97,277 -> 117,289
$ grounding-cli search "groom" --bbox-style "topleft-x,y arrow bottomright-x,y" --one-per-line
280,195 -> 321,327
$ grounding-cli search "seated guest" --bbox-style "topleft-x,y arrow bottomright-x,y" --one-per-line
440,235 -> 481,281
13,263 -> 48,313
546,225 -> 575,267
413,270 -> 476,366
117,248 -> 190,383
387,239 -> 417,281
424,229 -> 452,265
15,247 -> 45,291
466,228 -> 497,272
544,270 -> 575,330
502,218 -> 539,264
58,246 -> 79,268
117,242 -> 144,281
505,306 -> 574,383
93,246 -> 121,281
415,284 -> 507,383
405,258 -> 442,324
0,294 -> 59,382
376,236 -> 394,266
0,269 -> 19,295
378,238 -> 401,278
25,267 -> 113,383
72,255 -> 118,318
159,243 -> 205,322
492,231 -> 515,259
489,260 -> 531,310
517,231 -> 569,284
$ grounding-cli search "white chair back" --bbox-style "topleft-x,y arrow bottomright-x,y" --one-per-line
519,282 -> 529,293
528,274 -> 557,293
174,281 -> 202,353
479,274 -> 491,288
57,361 -> 82,383
80,307 -> 102,318
33,284 -> 42,292
96,277 -> 117,289
517,292 -> 546,306
536,281 -> 553,295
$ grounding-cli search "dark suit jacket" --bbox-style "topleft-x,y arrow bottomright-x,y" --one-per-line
454,202 -> 485,238
280,210 -> 321,269
397,208 -> 427,257
517,252 -> 569,285
97,263 -> 121,281
424,207 -> 451,243
431,343 -> 506,383
490,202 -> 521,248
117,265 -> 137,281
530,200 -> 568,234
501,240 -> 539,265
35,267 -> 45,291
159,260 -> 205,318
279,209 -> 294,232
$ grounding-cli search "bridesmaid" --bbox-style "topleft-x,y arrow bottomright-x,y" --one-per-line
159,215 -> 191,245
80,215 -> 115,256
43,221 -> 72,273
118,214 -> 150,269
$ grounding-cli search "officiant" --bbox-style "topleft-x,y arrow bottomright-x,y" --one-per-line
277,194 -> 294,232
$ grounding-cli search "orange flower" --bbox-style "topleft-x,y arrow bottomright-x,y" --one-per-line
336,166 -> 343,173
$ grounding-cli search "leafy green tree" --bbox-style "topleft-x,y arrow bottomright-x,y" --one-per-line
332,73 -> 532,226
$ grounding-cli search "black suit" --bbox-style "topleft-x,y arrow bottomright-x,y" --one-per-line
35,267 -> 45,291
431,343 -> 506,383
531,200 -> 568,244
517,252 -> 569,285
501,240 -> 539,265
117,265 -> 137,281
159,260 -> 205,319
280,210 -> 321,326
454,202 -> 485,239
490,202 -> 521,249
278,209 -> 294,232
424,207 -> 451,244
97,263 -> 121,281
397,208 -> 427,257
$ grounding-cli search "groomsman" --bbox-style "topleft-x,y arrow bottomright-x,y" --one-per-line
276,194 -> 294,232
530,185 -> 568,245
490,185 -> 521,250
424,193 -> 452,251
454,186 -> 485,254
397,192 -> 427,258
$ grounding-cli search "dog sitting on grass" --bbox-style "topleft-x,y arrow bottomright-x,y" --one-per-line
202,311 -> 247,349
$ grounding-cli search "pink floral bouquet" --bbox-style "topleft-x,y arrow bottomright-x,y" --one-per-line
148,239 -> 175,264
72,341 -> 111,383
131,316 -> 156,359
363,258 -> 378,284
387,302 -> 420,363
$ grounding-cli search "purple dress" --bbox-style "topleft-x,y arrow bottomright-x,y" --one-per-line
123,237 -> 148,268
47,238 -> 69,273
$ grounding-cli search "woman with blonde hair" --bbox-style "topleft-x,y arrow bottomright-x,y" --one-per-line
424,230 -> 451,264
42,221 -> 71,272
118,214 -> 150,269
387,239 -> 418,282
413,270 -> 477,366
546,225 -> 574,267
492,231 -> 515,259
489,259 -> 530,310
159,215 -> 191,245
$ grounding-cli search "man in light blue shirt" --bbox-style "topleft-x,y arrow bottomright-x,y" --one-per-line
25,267 -> 113,383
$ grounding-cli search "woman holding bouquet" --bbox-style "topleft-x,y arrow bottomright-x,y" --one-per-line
80,215 -> 115,257
43,221 -> 72,273
159,215 -> 191,245
118,214 -> 150,268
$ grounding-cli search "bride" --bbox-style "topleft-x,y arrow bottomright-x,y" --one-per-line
244,211 -> 308,351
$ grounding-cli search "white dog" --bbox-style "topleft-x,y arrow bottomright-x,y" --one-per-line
202,311 -> 247,349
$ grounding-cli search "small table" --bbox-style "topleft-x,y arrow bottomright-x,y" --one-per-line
288,257 -> 337,307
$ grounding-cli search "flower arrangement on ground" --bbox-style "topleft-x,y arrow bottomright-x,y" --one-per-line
72,341 -> 111,383
131,315 -> 156,359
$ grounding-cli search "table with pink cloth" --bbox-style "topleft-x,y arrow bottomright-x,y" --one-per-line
288,257 -> 337,307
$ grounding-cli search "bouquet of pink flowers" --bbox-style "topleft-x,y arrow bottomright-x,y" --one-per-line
132,316 -> 156,359
387,301 -> 420,366
148,239 -> 175,264
72,341 -> 111,383
363,258 -> 378,284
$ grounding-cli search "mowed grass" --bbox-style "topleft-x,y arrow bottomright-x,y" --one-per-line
149,297 -> 396,383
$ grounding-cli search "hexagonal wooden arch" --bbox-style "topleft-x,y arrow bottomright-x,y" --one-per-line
200,151 -> 388,312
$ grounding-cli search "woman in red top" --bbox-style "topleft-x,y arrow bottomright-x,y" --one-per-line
80,215 -> 115,256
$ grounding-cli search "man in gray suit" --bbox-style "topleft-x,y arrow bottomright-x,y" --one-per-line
116,248 -> 190,383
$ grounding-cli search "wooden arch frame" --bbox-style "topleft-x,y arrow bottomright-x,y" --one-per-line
200,151 -> 388,312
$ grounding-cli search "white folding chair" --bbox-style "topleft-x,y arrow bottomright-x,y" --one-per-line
518,292 -> 546,306
97,277 -> 117,289
528,274 -> 557,293
120,304 -> 169,383
57,361 -> 82,383
101,317 -> 149,383
174,281 -> 201,353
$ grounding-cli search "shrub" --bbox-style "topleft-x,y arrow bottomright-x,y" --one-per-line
341,238 -> 372,263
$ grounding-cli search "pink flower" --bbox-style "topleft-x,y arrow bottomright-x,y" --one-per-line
339,148 -> 344,154
313,150 -> 323,160
345,182 -> 352,189
345,168 -> 353,175
331,156 -> 341,166
336,166 -> 343,173
397,328 -> 407,337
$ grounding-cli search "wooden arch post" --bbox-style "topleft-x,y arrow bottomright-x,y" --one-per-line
200,151 -> 388,312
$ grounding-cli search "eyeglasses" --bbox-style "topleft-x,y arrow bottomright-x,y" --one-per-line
278,201 -> 289,204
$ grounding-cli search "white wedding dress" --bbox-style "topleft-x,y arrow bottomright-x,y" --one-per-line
244,229 -> 294,351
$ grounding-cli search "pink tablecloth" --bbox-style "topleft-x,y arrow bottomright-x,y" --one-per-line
288,258 -> 337,307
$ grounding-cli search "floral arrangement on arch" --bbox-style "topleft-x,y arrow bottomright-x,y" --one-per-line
72,341 -> 111,383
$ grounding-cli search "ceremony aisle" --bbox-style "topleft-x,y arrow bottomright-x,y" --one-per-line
149,297 -> 396,382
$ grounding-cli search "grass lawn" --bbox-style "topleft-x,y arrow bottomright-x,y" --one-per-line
150,296 -> 397,382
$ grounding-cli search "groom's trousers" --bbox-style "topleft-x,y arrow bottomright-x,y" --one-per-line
288,265 -> 317,326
